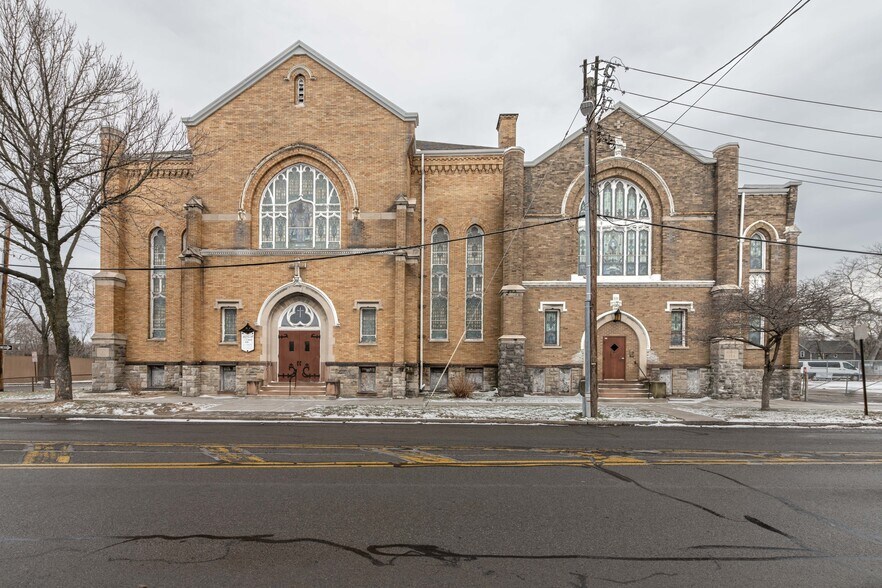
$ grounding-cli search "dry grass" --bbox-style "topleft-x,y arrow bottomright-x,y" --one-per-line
448,375 -> 475,399
126,375 -> 142,396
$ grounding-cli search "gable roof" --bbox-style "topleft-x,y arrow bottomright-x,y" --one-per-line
182,41 -> 419,127
526,101 -> 716,167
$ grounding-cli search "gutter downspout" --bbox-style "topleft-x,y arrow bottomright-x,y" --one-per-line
737,191 -> 745,288
419,152 -> 425,393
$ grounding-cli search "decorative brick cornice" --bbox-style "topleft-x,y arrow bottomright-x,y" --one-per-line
412,156 -> 503,175
124,164 -> 193,179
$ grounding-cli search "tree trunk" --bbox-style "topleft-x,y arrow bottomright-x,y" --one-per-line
40,333 -> 50,389
760,365 -> 774,411
44,260 -> 74,402
52,324 -> 73,401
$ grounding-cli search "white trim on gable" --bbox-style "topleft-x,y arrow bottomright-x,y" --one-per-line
183,41 -> 419,126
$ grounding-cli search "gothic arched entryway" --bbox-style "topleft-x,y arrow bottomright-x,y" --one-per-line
256,280 -> 339,384
277,301 -> 322,384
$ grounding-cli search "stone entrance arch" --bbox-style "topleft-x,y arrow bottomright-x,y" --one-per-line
256,280 -> 339,382
582,311 -> 651,380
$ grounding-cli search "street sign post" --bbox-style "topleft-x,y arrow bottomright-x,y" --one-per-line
31,351 -> 38,393
854,324 -> 870,416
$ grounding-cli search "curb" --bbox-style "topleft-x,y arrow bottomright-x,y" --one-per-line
0,411 -> 880,428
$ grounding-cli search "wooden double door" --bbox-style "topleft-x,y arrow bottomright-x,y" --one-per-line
602,336 -> 627,380
278,329 -> 321,383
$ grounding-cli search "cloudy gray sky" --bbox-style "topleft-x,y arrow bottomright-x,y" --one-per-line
45,0 -> 882,279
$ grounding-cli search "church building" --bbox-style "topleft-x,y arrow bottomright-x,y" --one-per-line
92,42 -> 802,399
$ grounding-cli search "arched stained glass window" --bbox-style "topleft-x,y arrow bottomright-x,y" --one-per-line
465,225 -> 484,340
749,232 -> 767,271
578,178 -> 652,277
259,164 -> 341,249
149,228 -> 167,339
748,231 -> 770,293
430,226 -> 449,340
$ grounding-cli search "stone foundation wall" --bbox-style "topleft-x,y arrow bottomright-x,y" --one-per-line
236,364 -> 267,396
326,365 -> 395,398
91,336 -> 126,392
526,366 -> 581,395
651,362 -> 802,400
651,367 -> 712,398
709,339 -> 746,398
497,337 -> 526,397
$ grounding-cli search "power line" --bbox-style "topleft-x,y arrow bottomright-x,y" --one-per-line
7,215 -> 581,273
645,115 -> 882,165
600,130 -> 882,194
622,89 -> 882,140
605,123 -> 882,182
728,154 -> 882,183
738,162 -> 882,190
736,167 -> 882,194
622,65 -> 882,115
597,214 -> 882,258
9,209 -> 881,275
631,0 -> 812,158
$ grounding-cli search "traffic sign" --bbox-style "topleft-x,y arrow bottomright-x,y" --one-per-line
0,344 -> 12,351
854,324 -> 870,341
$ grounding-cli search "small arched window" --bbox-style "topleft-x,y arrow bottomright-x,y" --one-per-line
295,75 -> 305,105
259,163 -> 341,249
149,228 -> 167,339
430,226 -> 449,341
465,225 -> 484,340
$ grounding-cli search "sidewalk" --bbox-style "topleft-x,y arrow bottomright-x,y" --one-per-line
0,388 -> 881,426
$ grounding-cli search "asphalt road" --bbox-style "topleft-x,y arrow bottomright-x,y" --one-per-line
0,421 -> 880,587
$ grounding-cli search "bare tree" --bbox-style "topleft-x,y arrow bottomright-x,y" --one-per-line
710,280 -> 833,410
812,244 -> 882,360
5,272 -> 92,387
0,1 -> 188,400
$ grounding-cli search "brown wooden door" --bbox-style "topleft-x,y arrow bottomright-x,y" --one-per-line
278,329 -> 321,383
602,336 -> 626,380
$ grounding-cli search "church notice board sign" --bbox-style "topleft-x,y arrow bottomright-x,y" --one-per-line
240,323 -> 256,353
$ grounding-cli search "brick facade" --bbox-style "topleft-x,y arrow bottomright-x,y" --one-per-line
93,42 -> 800,399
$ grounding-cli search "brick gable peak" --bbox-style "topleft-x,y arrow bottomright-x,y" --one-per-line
182,40 -> 419,127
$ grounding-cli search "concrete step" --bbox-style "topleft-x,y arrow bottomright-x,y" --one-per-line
598,381 -> 650,400
259,382 -> 327,397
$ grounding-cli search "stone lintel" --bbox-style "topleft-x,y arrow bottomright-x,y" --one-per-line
93,271 -> 127,287
92,333 -> 128,345
500,285 -> 526,295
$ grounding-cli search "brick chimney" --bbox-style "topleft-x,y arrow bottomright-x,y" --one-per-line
496,114 -> 518,148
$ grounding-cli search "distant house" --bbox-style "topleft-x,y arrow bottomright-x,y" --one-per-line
799,339 -> 861,361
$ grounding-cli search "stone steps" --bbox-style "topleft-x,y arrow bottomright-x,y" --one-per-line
598,381 -> 650,400
259,382 -> 327,397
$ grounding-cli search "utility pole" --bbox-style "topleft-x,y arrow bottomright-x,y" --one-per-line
580,58 -> 600,418
0,222 -> 10,392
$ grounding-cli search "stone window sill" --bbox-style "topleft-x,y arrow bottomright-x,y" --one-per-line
429,339 -> 449,343
669,346 -> 689,350
359,341 -> 378,346
147,338 -> 166,342
465,338 -> 484,343
543,345 -> 562,349
219,341 -> 238,346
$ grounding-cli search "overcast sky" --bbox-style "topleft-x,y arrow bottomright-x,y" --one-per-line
44,0 -> 882,279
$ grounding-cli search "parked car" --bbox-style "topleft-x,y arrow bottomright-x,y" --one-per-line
798,360 -> 861,381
